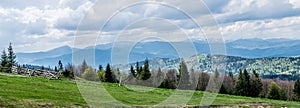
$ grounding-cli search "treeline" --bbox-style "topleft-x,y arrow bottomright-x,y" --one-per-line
74,58 -> 300,101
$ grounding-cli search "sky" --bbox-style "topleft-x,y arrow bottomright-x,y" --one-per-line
0,0 -> 300,52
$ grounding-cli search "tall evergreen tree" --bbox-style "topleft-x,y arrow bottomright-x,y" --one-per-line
228,71 -> 235,83
136,62 -> 140,77
0,50 -> 8,72
54,66 -> 58,72
62,63 -> 74,78
105,63 -> 115,83
130,65 -> 136,77
250,70 -> 263,97
141,58 -> 151,80
293,79 -> 300,101
58,60 -> 63,71
235,69 -> 251,96
7,43 -> 16,73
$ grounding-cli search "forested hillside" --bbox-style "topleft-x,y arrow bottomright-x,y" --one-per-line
147,54 -> 300,79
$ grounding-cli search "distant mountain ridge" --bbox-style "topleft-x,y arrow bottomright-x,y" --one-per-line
16,38 -> 300,67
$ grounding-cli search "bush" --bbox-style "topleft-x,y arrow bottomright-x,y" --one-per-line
98,70 -> 105,82
267,82 -> 287,100
82,67 -> 98,81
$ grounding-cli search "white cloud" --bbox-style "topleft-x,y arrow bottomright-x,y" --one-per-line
1,0 -> 300,53
0,0 -> 95,52
289,0 -> 300,8
217,0 -> 300,23
221,16 -> 300,40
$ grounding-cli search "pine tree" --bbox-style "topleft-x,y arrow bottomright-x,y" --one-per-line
105,63 -> 115,83
7,43 -> 16,73
178,60 -> 190,89
235,69 -> 251,96
58,60 -> 63,71
0,50 -> 8,72
130,65 -> 136,77
250,70 -> 263,97
219,84 -> 228,94
54,66 -> 58,72
141,58 -> 151,80
228,71 -> 235,83
293,79 -> 300,101
243,69 -> 251,96
136,62 -> 140,77
62,63 -> 74,78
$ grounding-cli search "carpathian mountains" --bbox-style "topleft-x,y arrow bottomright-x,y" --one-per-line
16,38 -> 300,75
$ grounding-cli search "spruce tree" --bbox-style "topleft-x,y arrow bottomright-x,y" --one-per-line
0,50 -> 8,72
250,70 -> 263,97
105,63 -> 115,83
141,58 -> 151,80
54,66 -> 58,72
58,60 -> 63,71
136,62 -> 140,77
7,43 -> 16,73
293,79 -> 300,101
130,65 -> 136,77
235,69 -> 251,96
243,69 -> 251,96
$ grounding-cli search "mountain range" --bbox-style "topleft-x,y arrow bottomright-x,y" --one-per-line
16,38 -> 300,67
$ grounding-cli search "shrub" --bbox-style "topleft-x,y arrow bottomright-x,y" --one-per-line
267,82 -> 287,100
82,67 -> 98,81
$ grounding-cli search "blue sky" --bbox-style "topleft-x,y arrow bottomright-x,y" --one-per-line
0,0 -> 300,52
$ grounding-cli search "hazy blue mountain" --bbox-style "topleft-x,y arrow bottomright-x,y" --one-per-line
16,38 -> 300,67
16,45 -> 73,64
226,38 -> 300,57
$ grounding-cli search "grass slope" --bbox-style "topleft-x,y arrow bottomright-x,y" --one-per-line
0,74 -> 299,107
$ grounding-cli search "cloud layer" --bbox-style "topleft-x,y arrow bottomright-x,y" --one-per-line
0,0 -> 299,52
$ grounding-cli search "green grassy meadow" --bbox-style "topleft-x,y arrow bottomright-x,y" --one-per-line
0,73 -> 299,107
